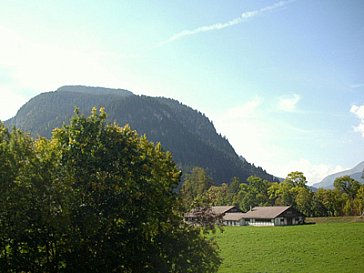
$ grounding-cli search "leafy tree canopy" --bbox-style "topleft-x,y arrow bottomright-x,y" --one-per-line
180,167 -> 214,210
0,109 -> 221,273
334,175 -> 361,199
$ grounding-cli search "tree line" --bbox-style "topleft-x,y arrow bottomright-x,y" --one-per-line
180,167 -> 364,217
0,108 -> 221,273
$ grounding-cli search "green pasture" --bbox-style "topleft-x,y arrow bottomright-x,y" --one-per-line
215,221 -> 364,273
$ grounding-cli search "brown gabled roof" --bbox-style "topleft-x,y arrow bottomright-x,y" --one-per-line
184,206 -> 239,220
211,206 -> 236,215
223,212 -> 246,221
243,206 -> 291,219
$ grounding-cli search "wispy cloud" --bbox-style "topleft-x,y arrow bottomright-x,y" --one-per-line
350,104 -> 364,137
221,97 -> 264,120
157,0 -> 294,47
277,93 -> 301,112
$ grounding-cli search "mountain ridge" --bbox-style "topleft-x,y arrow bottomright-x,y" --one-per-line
5,85 -> 278,184
312,161 -> 364,189
57,85 -> 134,96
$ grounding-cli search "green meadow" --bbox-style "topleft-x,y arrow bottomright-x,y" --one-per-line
215,220 -> 364,273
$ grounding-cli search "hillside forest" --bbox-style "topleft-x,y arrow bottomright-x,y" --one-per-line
5,86 -> 277,185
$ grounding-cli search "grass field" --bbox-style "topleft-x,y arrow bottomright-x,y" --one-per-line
214,221 -> 364,273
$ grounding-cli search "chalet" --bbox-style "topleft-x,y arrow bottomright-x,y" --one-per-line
222,206 -> 305,226
185,205 -> 305,226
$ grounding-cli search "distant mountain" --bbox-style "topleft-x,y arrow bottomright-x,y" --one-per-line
312,161 -> 364,189
5,85 -> 277,184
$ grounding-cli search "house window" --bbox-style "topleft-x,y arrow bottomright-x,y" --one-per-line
254,219 -> 272,225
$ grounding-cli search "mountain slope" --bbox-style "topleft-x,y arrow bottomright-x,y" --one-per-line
5,85 -> 277,184
312,161 -> 364,189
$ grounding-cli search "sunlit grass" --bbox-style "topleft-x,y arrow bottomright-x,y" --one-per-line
215,222 -> 364,273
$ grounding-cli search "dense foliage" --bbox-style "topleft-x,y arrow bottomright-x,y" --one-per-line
0,109 -> 221,273
181,169 -> 364,217
5,85 -> 276,184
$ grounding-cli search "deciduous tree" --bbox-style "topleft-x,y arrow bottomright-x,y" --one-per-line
0,109 -> 222,273
180,167 -> 214,209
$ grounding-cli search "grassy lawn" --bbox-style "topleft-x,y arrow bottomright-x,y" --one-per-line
306,216 -> 364,223
214,222 -> 364,273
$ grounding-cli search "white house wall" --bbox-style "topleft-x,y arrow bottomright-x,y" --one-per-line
222,216 -> 304,227
247,219 -> 274,226
223,219 -> 245,226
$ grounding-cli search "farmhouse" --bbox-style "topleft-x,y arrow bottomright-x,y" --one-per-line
185,205 -> 305,226
241,206 -> 305,226
220,206 -> 305,226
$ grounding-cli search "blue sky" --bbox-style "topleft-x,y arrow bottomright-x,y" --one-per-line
0,0 -> 363,184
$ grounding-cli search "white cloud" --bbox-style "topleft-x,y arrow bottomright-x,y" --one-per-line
268,158 -> 346,185
158,0 -> 294,47
220,97 -> 263,120
277,93 -> 301,112
350,104 -> 364,137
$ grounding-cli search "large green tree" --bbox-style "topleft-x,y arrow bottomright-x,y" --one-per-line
0,109 -> 221,273
284,171 -> 308,187
0,124 -> 67,272
333,176 -> 361,199
354,185 -> 364,215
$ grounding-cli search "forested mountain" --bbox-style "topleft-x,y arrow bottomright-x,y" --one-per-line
312,161 -> 364,189
5,85 -> 277,184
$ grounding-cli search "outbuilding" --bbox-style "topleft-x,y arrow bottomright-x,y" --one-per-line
222,212 -> 246,226
184,206 -> 241,224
